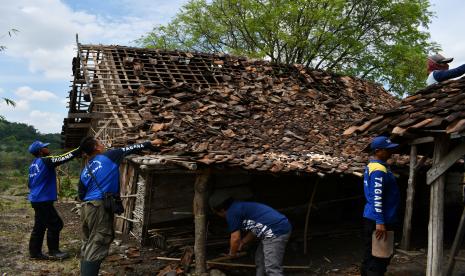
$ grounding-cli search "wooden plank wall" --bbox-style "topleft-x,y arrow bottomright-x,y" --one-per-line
115,161 -> 139,239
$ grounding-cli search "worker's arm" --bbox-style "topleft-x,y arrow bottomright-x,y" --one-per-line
229,230 -> 241,256
433,64 -> 465,82
42,147 -> 81,168
239,232 -> 256,251
105,140 -> 160,165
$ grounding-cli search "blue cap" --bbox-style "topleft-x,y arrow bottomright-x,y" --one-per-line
28,140 -> 50,154
370,136 -> 399,150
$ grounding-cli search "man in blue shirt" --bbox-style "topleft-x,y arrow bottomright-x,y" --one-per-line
427,53 -> 465,85
27,140 -> 81,260
210,193 -> 291,276
361,136 -> 400,276
78,137 -> 159,276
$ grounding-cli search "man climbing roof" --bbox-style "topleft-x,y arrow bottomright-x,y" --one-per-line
426,53 -> 465,85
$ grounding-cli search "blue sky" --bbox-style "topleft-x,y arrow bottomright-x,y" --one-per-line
0,0 -> 464,133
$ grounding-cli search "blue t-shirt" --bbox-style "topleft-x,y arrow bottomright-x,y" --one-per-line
28,148 -> 80,202
363,160 -> 400,224
226,201 -> 291,239
79,142 -> 151,201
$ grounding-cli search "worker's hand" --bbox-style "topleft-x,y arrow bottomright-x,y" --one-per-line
150,139 -> 163,147
375,224 -> 387,241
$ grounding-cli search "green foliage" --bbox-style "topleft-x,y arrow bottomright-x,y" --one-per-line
2,98 -> 15,106
58,176 -> 79,199
138,0 -> 439,96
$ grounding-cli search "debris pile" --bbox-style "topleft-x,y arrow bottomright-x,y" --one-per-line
66,45 -> 400,174
113,59 -> 398,174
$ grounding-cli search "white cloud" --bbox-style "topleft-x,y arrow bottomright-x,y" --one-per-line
15,99 -> 30,111
25,110 -> 63,133
15,86 -> 58,101
0,106 -> 64,133
0,99 -> 29,112
0,0 -> 188,133
0,0 -> 176,80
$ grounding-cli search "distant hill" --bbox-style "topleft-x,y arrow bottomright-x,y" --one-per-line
0,118 -> 62,170
0,118 -> 61,153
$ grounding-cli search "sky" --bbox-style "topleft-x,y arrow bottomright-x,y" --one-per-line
0,0 -> 464,134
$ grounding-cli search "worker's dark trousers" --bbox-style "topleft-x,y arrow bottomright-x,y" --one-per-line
361,218 -> 394,276
29,201 -> 64,256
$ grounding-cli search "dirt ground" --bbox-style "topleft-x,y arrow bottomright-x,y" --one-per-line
1,195 -> 465,275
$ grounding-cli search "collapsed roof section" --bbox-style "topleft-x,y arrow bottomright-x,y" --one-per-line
63,44 -> 399,175
345,76 -> 465,142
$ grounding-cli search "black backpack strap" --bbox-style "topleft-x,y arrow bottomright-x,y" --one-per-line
85,163 -> 105,198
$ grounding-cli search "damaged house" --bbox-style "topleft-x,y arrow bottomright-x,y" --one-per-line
62,42 -> 402,267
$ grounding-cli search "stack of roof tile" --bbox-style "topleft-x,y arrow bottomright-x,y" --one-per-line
108,54 -> 399,174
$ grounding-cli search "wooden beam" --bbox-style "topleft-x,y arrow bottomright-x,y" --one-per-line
66,123 -> 91,128
427,134 -> 449,276
426,142 -> 465,185
91,51 -> 124,129
193,169 -> 210,275
410,136 -> 434,145
155,256 -> 312,270
95,119 -> 114,138
401,145 -> 417,250
67,112 -> 105,119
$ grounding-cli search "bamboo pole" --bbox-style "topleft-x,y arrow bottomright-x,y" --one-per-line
155,256 -> 312,270
303,178 -> 319,254
193,169 -> 210,275
401,145 -> 417,250
427,135 -> 449,276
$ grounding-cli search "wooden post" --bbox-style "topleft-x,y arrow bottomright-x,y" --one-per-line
303,178 -> 319,254
193,169 -> 210,275
401,145 -> 417,250
427,135 -> 449,276
445,206 -> 465,275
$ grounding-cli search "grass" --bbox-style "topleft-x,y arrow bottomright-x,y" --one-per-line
0,169 -> 28,197
0,167 -> 80,199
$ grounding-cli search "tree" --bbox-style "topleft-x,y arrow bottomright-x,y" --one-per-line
138,0 -> 438,96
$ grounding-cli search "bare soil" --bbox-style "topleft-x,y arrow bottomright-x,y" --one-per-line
1,195 -> 465,275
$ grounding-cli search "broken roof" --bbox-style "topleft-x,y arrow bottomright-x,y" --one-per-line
63,44 -> 400,175
344,76 -> 465,143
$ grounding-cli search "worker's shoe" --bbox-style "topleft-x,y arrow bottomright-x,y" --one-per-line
30,253 -> 49,260
48,250 -> 70,260
80,260 -> 102,276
